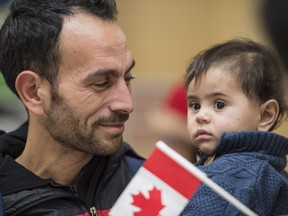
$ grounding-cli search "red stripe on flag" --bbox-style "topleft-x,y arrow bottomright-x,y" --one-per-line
97,209 -> 110,216
143,147 -> 201,199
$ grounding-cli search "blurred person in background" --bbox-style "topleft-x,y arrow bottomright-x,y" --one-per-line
263,0 -> 288,70
0,192 -> 2,216
147,80 -> 197,163
262,0 -> 288,172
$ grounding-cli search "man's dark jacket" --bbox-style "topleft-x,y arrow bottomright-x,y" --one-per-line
0,122 -> 144,215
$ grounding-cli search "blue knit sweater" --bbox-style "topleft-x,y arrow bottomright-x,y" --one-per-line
181,131 -> 288,216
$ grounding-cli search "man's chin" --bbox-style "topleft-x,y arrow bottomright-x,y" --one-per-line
94,136 -> 123,155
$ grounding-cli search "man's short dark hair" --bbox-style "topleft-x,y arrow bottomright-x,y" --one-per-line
0,0 -> 118,96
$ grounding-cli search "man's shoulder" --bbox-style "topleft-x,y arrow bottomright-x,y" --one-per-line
122,143 -> 145,175
3,121 -> 28,140
123,153 -> 144,175
0,121 -> 27,158
3,186 -> 88,216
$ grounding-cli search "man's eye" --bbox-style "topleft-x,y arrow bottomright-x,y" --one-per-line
189,102 -> 201,110
94,81 -> 110,88
125,75 -> 135,82
215,101 -> 225,109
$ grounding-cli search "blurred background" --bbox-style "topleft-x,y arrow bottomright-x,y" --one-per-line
116,0 -> 288,157
0,0 -> 287,159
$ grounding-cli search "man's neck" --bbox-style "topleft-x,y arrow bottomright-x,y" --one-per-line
16,131 -> 93,185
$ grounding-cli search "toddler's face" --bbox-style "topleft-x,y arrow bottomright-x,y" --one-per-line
186,67 -> 262,155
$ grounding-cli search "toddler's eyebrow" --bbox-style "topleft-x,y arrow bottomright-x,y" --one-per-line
187,91 -> 229,100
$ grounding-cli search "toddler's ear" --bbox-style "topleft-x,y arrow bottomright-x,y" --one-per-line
258,99 -> 279,131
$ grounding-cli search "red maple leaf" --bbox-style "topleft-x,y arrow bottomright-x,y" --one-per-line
131,187 -> 165,216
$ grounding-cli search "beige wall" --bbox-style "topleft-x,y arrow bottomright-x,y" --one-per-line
118,0 -> 267,77
116,0 -> 288,157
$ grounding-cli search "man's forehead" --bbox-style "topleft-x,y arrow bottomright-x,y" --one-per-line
87,42 -> 130,57
61,13 -> 127,48
59,13 -> 132,60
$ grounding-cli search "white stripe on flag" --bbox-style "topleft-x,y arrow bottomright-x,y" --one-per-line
109,167 -> 189,216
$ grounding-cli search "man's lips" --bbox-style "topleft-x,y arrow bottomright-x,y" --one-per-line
99,122 -> 125,127
97,122 -> 126,133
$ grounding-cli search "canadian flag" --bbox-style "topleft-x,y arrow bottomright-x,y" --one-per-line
109,141 -> 257,216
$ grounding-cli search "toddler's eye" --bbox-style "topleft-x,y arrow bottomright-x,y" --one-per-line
215,101 -> 225,109
189,103 -> 201,111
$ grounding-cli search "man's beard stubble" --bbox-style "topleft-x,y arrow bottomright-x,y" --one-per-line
40,90 -> 128,155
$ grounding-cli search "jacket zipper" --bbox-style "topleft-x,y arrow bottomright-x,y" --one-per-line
90,207 -> 97,216
70,185 -> 79,196
50,180 -> 94,215
68,183 -> 98,216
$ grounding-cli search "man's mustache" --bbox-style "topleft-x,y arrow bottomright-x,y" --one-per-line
95,113 -> 129,124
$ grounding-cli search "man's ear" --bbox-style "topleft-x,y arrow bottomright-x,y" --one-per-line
15,71 -> 51,116
258,99 -> 279,131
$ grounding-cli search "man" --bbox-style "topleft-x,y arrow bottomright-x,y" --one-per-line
0,0 -> 144,215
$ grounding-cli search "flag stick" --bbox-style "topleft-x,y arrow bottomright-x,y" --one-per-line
156,141 -> 258,216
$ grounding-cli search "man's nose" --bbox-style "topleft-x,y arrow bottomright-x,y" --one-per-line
109,82 -> 134,114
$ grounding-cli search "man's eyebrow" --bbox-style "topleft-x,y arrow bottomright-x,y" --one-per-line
82,59 -> 136,83
83,70 -> 117,84
126,59 -> 136,73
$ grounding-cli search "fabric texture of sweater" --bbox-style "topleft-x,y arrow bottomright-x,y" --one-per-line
181,131 -> 288,216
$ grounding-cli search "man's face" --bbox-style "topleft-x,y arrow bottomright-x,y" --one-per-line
41,13 -> 135,155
